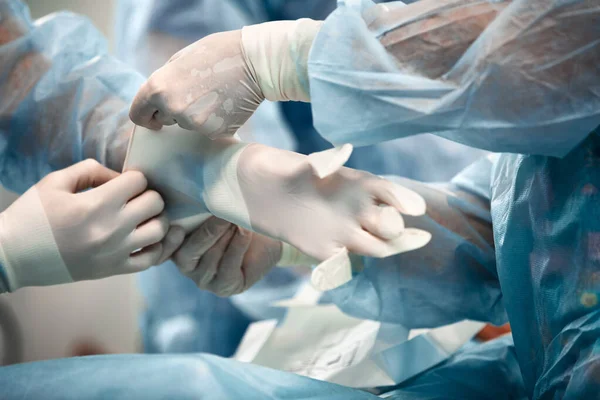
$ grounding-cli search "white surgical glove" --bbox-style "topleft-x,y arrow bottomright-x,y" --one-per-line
129,19 -> 322,136
0,160 -> 184,291
126,123 -> 431,291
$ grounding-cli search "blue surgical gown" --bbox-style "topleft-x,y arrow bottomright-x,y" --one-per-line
0,1 -> 140,193
308,0 -> 600,157
490,130 -> 600,398
0,335 -> 526,399
332,133 -> 600,398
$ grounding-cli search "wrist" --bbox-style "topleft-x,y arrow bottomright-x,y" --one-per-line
202,139 -> 253,230
0,187 -> 71,291
241,19 -> 323,103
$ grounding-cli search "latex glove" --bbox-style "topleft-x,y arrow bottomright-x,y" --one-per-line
173,217 -> 282,297
0,160 -> 185,291
129,19 -> 322,136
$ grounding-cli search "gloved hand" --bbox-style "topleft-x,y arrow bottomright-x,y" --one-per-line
0,160 -> 185,291
129,19 -> 322,136
173,216 -> 282,297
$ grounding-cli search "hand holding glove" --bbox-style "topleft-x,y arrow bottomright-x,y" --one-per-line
129,20 -> 322,136
0,160 -> 185,291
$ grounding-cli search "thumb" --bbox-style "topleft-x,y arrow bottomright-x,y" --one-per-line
56,159 -> 119,193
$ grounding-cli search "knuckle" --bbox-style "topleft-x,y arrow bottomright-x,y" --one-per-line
90,227 -> 115,250
145,74 -> 165,98
166,97 -> 185,115
82,158 -> 100,170
149,221 -> 168,243
378,178 -> 396,192
127,170 -> 148,189
85,196 -> 104,213
146,77 -> 178,114
148,191 -> 165,212
39,172 -> 58,187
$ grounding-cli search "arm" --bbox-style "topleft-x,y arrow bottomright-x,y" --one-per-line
328,155 -> 507,328
309,0 -> 600,156
0,0 -> 144,193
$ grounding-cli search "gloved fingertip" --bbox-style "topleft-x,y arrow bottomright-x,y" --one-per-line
307,143 -> 353,179
148,119 -> 163,131
378,207 -> 405,239
405,195 -> 427,217
168,226 -> 186,244
380,228 -> 432,257
391,185 -> 427,216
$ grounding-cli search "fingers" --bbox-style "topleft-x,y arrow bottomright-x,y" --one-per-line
123,189 -> 165,226
126,242 -> 164,273
156,226 -> 186,264
55,159 -> 119,192
205,227 -> 252,296
127,213 -> 170,251
359,205 -> 405,240
96,170 -> 149,205
382,228 -> 432,255
173,217 -> 233,273
348,227 -> 432,259
371,179 -> 427,216
184,227 -> 236,289
347,230 -> 397,258
129,76 -> 163,130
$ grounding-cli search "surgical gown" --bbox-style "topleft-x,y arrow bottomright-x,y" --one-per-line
114,0 -> 486,358
308,0 -> 600,157
0,1 -> 138,193
0,335 -> 526,399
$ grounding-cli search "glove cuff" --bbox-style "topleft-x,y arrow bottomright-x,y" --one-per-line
203,140 -> 253,230
0,187 -> 71,291
242,19 -> 323,103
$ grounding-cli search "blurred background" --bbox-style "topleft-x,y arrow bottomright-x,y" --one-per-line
0,0 -> 140,364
